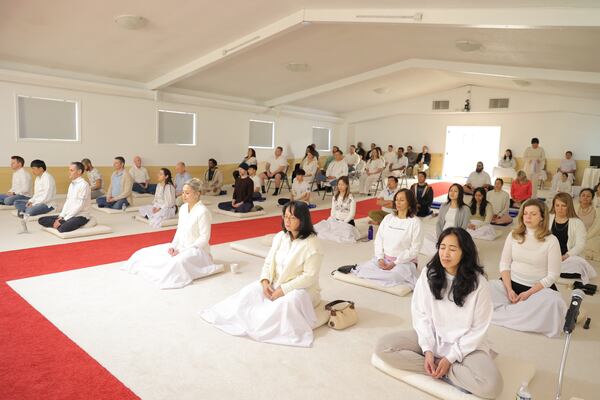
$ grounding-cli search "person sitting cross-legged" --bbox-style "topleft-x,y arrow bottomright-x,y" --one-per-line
368,176 -> 399,225
0,155 -> 32,206
201,158 -> 224,196
14,159 -> 56,219
130,155 -> 156,194
218,163 -> 254,213
96,156 -> 134,210
278,169 -> 311,206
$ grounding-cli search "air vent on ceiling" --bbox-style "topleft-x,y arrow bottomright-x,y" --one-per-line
432,100 -> 449,110
489,98 -> 509,109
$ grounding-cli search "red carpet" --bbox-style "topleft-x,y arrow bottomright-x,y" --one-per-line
429,181 -> 453,198
0,198 -> 379,400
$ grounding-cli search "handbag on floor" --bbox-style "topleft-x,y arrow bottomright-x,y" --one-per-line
332,264 -> 357,275
325,300 -> 358,330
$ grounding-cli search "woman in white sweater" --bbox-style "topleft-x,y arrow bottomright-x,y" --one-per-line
314,176 -> 359,243
138,168 -> 177,228
375,227 -> 502,399
577,188 -> 600,261
466,187 -> 497,241
300,151 -> 318,183
490,199 -> 567,337
124,178 -> 223,289
355,189 -> 423,289
201,201 -> 324,347
359,149 -> 385,194
549,192 -> 596,284
488,178 -> 512,226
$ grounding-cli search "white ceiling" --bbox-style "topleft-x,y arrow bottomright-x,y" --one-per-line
1,1 -> 600,114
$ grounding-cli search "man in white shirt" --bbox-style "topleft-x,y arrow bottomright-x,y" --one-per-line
389,147 -> 409,177
130,156 -> 156,194
463,161 -> 492,194
15,159 -> 56,218
248,165 -> 264,201
38,162 -> 91,233
82,158 -> 104,199
259,146 -> 288,196
277,169 -> 311,206
383,145 -> 396,167
551,151 -> 577,191
345,145 -> 361,172
0,155 -> 32,206
368,176 -> 399,224
324,150 -> 349,188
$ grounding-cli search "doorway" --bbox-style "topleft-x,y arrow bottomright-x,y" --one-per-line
443,126 -> 501,180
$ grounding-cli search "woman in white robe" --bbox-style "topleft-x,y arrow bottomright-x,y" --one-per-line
201,201 -> 324,347
467,187 -> 497,241
124,178 -> 222,289
489,199 -> 567,338
577,188 -> 600,261
138,168 -> 177,228
549,192 -> 596,284
314,176 -> 359,243
359,150 -> 385,194
354,189 -> 423,289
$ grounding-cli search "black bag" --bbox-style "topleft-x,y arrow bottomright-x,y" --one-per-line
332,264 -> 357,275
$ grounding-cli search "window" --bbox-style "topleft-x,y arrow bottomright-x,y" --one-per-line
312,126 -> 331,151
17,95 -> 79,141
249,119 -> 274,149
158,110 -> 196,145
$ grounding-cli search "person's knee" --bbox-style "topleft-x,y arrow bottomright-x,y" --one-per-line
475,369 -> 504,399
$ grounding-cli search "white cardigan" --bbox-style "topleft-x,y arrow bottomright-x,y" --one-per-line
412,268 -> 492,363
153,183 -> 176,209
171,202 -> 212,253
576,204 -> 600,240
374,214 -> 423,264
549,215 -> 587,257
260,231 -> 323,306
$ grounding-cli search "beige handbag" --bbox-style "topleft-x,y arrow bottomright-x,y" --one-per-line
325,300 -> 358,330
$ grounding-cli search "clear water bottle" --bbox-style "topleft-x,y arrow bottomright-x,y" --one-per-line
516,382 -> 532,400
367,225 -> 374,241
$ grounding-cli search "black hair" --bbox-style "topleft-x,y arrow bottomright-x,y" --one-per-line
332,146 -> 340,152
30,159 -> 46,170
503,149 -> 513,160
115,156 -> 125,164
11,155 -> 25,167
209,158 -> 217,166
160,168 -> 174,187
447,183 -> 466,207
276,146 -> 283,151
580,188 -> 594,199
248,148 -> 256,158
281,201 -> 316,240
418,171 -> 427,179
495,178 -> 504,185
566,151 -> 573,156
297,168 -> 306,176
334,176 -> 350,201
387,176 -> 398,183
398,146 -> 404,152
531,138 -> 539,144
336,149 -> 344,156
426,227 -> 486,307
392,188 -> 417,217
71,161 -> 85,174
247,164 -> 257,171
561,172 -> 569,178
469,187 -> 489,217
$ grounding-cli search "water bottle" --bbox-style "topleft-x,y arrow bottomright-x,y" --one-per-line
367,225 -> 374,241
516,382 -> 532,400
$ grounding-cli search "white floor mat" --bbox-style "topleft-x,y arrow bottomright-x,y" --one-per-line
331,271 -> 412,297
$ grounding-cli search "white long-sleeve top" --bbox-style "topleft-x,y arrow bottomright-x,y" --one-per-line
260,231 -> 323,306
326,160 -> 348,179
170,201 -> 212,253
549,215 -> 587,257
9,168 -> 32,196
331,194 -> 356,223
152,183 -> 176,209
498,157 -> 516,169
129,165 -> 150,184
466,171 -> 491,188
60,177 -> 91,220
365,158 -> 385,174
29,171 -> 57,208
412,268 -> 492,364
374,214 -> 423,264
486,189 -> 510,217
300,158 -> 318,178
499,230 -> 561,288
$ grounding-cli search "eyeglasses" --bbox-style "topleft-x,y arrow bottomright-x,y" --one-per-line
283,214 -> 299,221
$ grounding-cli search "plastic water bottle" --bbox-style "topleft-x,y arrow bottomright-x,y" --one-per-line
367,225 -> 374,241
516,382 -> 532,400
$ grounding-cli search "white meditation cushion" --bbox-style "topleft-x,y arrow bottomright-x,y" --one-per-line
132,193 -> 153,198
371,352 -> 535,400
259,234 -> 276,246
354,218 -> 370,240
11,210 -> 60,221
131,193 -> 154,207
134,215 -> 178,227
216,209 -> 266,218
83,217 -> 98,228
43,222 -> 112,239
331,271 -> 412,297
92,204 -> 140,214
0,204 -> 16,210
230,236 -> 271,258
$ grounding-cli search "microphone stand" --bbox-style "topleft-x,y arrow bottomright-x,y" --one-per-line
555,333 -> 572,400
555,290 -> 585,400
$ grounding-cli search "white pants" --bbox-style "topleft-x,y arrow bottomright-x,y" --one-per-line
359,173 -> 381,194
354,257 -> 418,289
314,218 -> 359,243
561,255 -> 597,285
490,280 -> 567,338
122,243 -> 221,289
138,205 -> 176,228
467,220 -> 497,241
200,281 -> 319,347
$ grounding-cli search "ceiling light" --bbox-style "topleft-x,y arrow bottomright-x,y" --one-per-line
513,79 -> 532,87
286,63 -> 310,72
455,40 -> 482,52
373,87 -> 390,95
114,15 -> 147,30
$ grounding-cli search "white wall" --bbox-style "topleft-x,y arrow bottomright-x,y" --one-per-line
0,80 -> 342,167
347,86 -> 600,160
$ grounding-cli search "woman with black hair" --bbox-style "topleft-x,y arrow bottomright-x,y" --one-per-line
138,168 -> 177,228
314,176 -> 359,243
232,148 -> 257,181
435,184 -> 470,237
466,187 -> 497,241
354,189 -> 423,289
201,201 -> 324,347
375,228 -> 502,399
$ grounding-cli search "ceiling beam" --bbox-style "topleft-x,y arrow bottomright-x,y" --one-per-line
146,10 -> 306,90
264,59 -> 600,107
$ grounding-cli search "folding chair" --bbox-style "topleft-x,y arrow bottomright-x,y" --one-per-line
266,165 -> 291,194
368,170 -> 386,196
